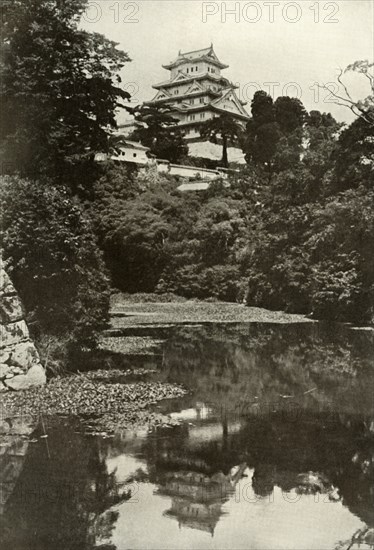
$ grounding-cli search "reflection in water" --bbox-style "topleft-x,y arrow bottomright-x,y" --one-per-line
0,418 -> 131,550
1,322 -> 374,549
157,463 -> 247,536
0,414 -> 35,516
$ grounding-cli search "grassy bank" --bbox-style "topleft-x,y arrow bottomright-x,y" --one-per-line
110,292 -> 313,327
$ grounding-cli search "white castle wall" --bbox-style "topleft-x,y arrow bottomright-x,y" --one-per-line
188,141 -> 246,164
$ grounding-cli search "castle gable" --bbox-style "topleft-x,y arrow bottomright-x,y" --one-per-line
184,81 -> 206,96
151,89 -> 172,102
211,89 -> 249,118
173,71 -> 189,83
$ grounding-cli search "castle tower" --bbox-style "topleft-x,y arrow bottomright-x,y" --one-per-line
147,45 -> 250,147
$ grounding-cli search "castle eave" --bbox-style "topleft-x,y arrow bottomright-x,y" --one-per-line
163,59 -> 229,70
211,105 -> 250,120
153,73 -> 233,90
147,90 -> 221,105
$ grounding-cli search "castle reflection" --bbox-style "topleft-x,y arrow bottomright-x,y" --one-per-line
1,321 -> 374,549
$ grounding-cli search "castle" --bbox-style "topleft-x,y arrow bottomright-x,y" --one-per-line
117,46 -> 249,163
147,45 -> 250,144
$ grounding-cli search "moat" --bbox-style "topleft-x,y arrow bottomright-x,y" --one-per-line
1,315 -> 374,550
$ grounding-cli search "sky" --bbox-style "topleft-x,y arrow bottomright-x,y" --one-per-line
81,0 -> 374,124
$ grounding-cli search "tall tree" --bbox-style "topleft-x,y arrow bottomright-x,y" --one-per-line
200,114 -> 243,167
274,96 -> 306,135
0,0 -> 130,184
130,104 -> 188,163
243,92 -> 307,176
333,113 -> 374,191
242,91 -> 280,171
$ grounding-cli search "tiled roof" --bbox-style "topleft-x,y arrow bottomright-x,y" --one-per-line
163,45 -> 228,69
121,141 -> 150,151
181,46 -> 213,59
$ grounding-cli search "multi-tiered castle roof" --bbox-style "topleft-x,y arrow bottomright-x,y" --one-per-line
148,45 -> 249,140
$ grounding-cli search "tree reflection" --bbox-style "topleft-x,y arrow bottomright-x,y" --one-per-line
1,321 -> 374,547
139,321 -> 374,539
0,419 -> 131,550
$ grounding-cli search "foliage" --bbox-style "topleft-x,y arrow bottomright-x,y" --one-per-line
200,114 -> 243,167
333,113 -> 374,191
245,178 -> 374,321
307,189 -> 374,321
243,92 -> 306,173
274,96 -> 306,134
93,172 -> 180,291
0,0 -> 130,184
94,98 -> 374,324
0,175 -> 110,349
92,169 -> 247,300
129,104 -> 188,162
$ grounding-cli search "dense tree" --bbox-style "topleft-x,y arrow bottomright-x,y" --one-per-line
242,106 -> 373,321
92,108 -> 374,323
243,94 -> 338,186
158,190 -> 247,300
0,175 -> 110,349
94,174 -> 181,291
244,91 -> 306,176
130,104 -> 188,163
200,114 -> 243,167
333,113 -> 374,191
0,0 -> 137,366
274,96 -> 306,135
243,92 -> 280,173
268,96 -> 307,173
307,188 -> 374,321
0,0 -> 130,184
301,111 -> 342,197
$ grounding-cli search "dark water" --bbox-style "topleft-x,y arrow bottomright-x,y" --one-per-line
1,322 -> 374,550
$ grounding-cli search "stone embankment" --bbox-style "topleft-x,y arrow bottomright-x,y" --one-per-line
0,266 -> 46,392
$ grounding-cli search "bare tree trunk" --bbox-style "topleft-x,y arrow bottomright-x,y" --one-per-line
222,134 -> 228,168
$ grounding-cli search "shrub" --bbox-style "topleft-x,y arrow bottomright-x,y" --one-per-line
0,176 -> 110,354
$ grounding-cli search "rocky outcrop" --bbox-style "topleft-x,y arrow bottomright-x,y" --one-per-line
0,265 -> 46,391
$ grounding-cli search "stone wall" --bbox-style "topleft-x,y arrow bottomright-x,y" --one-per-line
0,266 -> 46,391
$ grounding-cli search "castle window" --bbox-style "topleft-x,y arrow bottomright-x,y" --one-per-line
133,153 -> 137,157
199,97 -> 204,103
174,89 -> 179,95
200,113 -> 205,119
190,98 -> 194,104
186,68 -> 189,73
